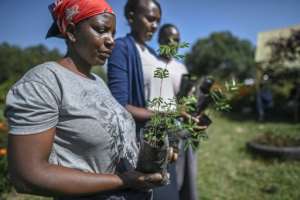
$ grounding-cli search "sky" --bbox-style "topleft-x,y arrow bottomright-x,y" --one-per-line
0,0 -> 299,55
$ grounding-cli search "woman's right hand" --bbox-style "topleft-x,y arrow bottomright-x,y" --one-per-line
118,170 -> 165,190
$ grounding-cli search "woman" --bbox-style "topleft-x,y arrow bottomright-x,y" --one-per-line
158,24 -> 198,200
107,1 -> 181,200
5,0 -> 163,199
107,0 -> 162,129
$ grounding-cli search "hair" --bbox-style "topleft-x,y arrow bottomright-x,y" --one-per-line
158,23 -> 178,40
124,0 -> 161,20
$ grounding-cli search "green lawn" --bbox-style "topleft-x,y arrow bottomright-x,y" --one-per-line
198,115 -> 300,200
2,115 -> 300,200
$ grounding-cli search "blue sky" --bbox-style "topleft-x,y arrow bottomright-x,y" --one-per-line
0,0 -> 299,54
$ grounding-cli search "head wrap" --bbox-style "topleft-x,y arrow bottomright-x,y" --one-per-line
47,0 -> 114,38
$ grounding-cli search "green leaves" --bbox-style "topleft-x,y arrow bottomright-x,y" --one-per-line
210,89 -> 231,112
158,41 -> 190,60
154,68 -> 169,79
225,79 -> 239,92
144,41 -> 192,146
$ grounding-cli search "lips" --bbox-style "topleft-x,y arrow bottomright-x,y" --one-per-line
96,50 -> 112,59
147,32 -> 153,37
99,53 -> 110,59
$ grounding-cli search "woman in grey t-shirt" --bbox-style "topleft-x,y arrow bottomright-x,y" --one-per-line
5,1 -> 163,199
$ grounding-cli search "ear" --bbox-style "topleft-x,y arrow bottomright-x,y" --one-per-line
128,11 -> 134,24
65,22 -> 77,42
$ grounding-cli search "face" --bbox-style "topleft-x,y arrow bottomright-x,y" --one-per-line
129,0 -> 161,44
71,13 -> 116,66
159,26 -> 180,46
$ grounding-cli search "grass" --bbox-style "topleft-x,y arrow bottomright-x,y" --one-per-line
1,113 -> 299,200
198,115 -> 300,200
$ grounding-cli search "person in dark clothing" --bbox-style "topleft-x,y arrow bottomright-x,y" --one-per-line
157,24 -> 199,200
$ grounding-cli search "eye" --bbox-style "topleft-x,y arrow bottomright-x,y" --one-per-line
146,15 -> 158,23
92,24 -> 108,35
95,27 -> 106,34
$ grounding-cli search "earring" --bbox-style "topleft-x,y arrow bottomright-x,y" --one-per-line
128,11 -> 134,24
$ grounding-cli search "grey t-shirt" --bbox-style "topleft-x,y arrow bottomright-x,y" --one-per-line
5,61 -> 139,174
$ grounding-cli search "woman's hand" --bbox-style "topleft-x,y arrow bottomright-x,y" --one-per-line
167,147 -> 178,163
180,111 -> 208,131
118,170 -> 165,190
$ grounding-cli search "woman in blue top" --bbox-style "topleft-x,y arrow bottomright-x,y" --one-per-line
107,1 -> 182,200
107,0 -> 161,129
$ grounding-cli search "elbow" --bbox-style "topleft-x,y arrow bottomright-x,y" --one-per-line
9,172 -> 33,194
8,165 -> 44,195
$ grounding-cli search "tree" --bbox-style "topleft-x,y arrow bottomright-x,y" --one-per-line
0,42 -> 61,84
185,31 -> 255,80
0,42 -> 62,104
268,29 -> 300,65
265,29 -> 300,82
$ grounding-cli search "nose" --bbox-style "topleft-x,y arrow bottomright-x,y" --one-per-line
151,21 -> 158,31
105,35 -> 115,50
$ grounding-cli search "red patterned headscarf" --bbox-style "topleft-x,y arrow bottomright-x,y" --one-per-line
48,0 -> 114,37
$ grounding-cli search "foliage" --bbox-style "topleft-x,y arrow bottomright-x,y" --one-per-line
265,29 -> 300,85
211,79 -> 240,112
0,42 -> 62,85
178,78 -> 241,149
145,40 -> 241,149
267,29 -> 300,65
0,77 -> 18,105
91,65 -> 107,82
0,155 -> 11,196
0,130 -> 10,196
159,42 -> 189,60
185,31 -> 255,80
144,41 -> 190,146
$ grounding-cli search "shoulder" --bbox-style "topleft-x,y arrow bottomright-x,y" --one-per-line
110,36 -> 131,59
114,35 -> 135,49
171,59 -> 187,70
15,62 -> 60,85
11,62 -> 64,98
145,45 -> 157,56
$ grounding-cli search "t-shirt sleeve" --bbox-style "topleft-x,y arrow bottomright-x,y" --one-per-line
107,39 -> 129,107
5,81 -> 59,135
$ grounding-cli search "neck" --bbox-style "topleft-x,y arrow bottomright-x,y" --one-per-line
159,55 -> 172,63
131,32 -> 146,48
58,48 -> 92,79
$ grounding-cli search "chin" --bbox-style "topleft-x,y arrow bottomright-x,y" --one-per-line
93,58 -> 106,66
145,35 -> 153,42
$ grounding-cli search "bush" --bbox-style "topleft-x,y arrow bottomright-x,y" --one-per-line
0,155 -> 11,196
0,133 -> 11,196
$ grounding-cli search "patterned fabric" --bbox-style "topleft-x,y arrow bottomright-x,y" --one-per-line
49,0 -> 114,36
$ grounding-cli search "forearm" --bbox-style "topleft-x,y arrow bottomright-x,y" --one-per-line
125,104 -> 154,122
8,133 -> 125,197
10,162 -> 124,197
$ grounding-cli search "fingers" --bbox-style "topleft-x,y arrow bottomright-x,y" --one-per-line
141,173 -> 163,182
168,147 -> 179,162
167,147 -> 174,161
172,152 -> 178,161
193,125 -> 208,131
191,116 -> 200,123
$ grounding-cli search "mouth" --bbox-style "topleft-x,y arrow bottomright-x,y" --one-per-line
96,51 -> 112,60
146,32 -> 153,38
